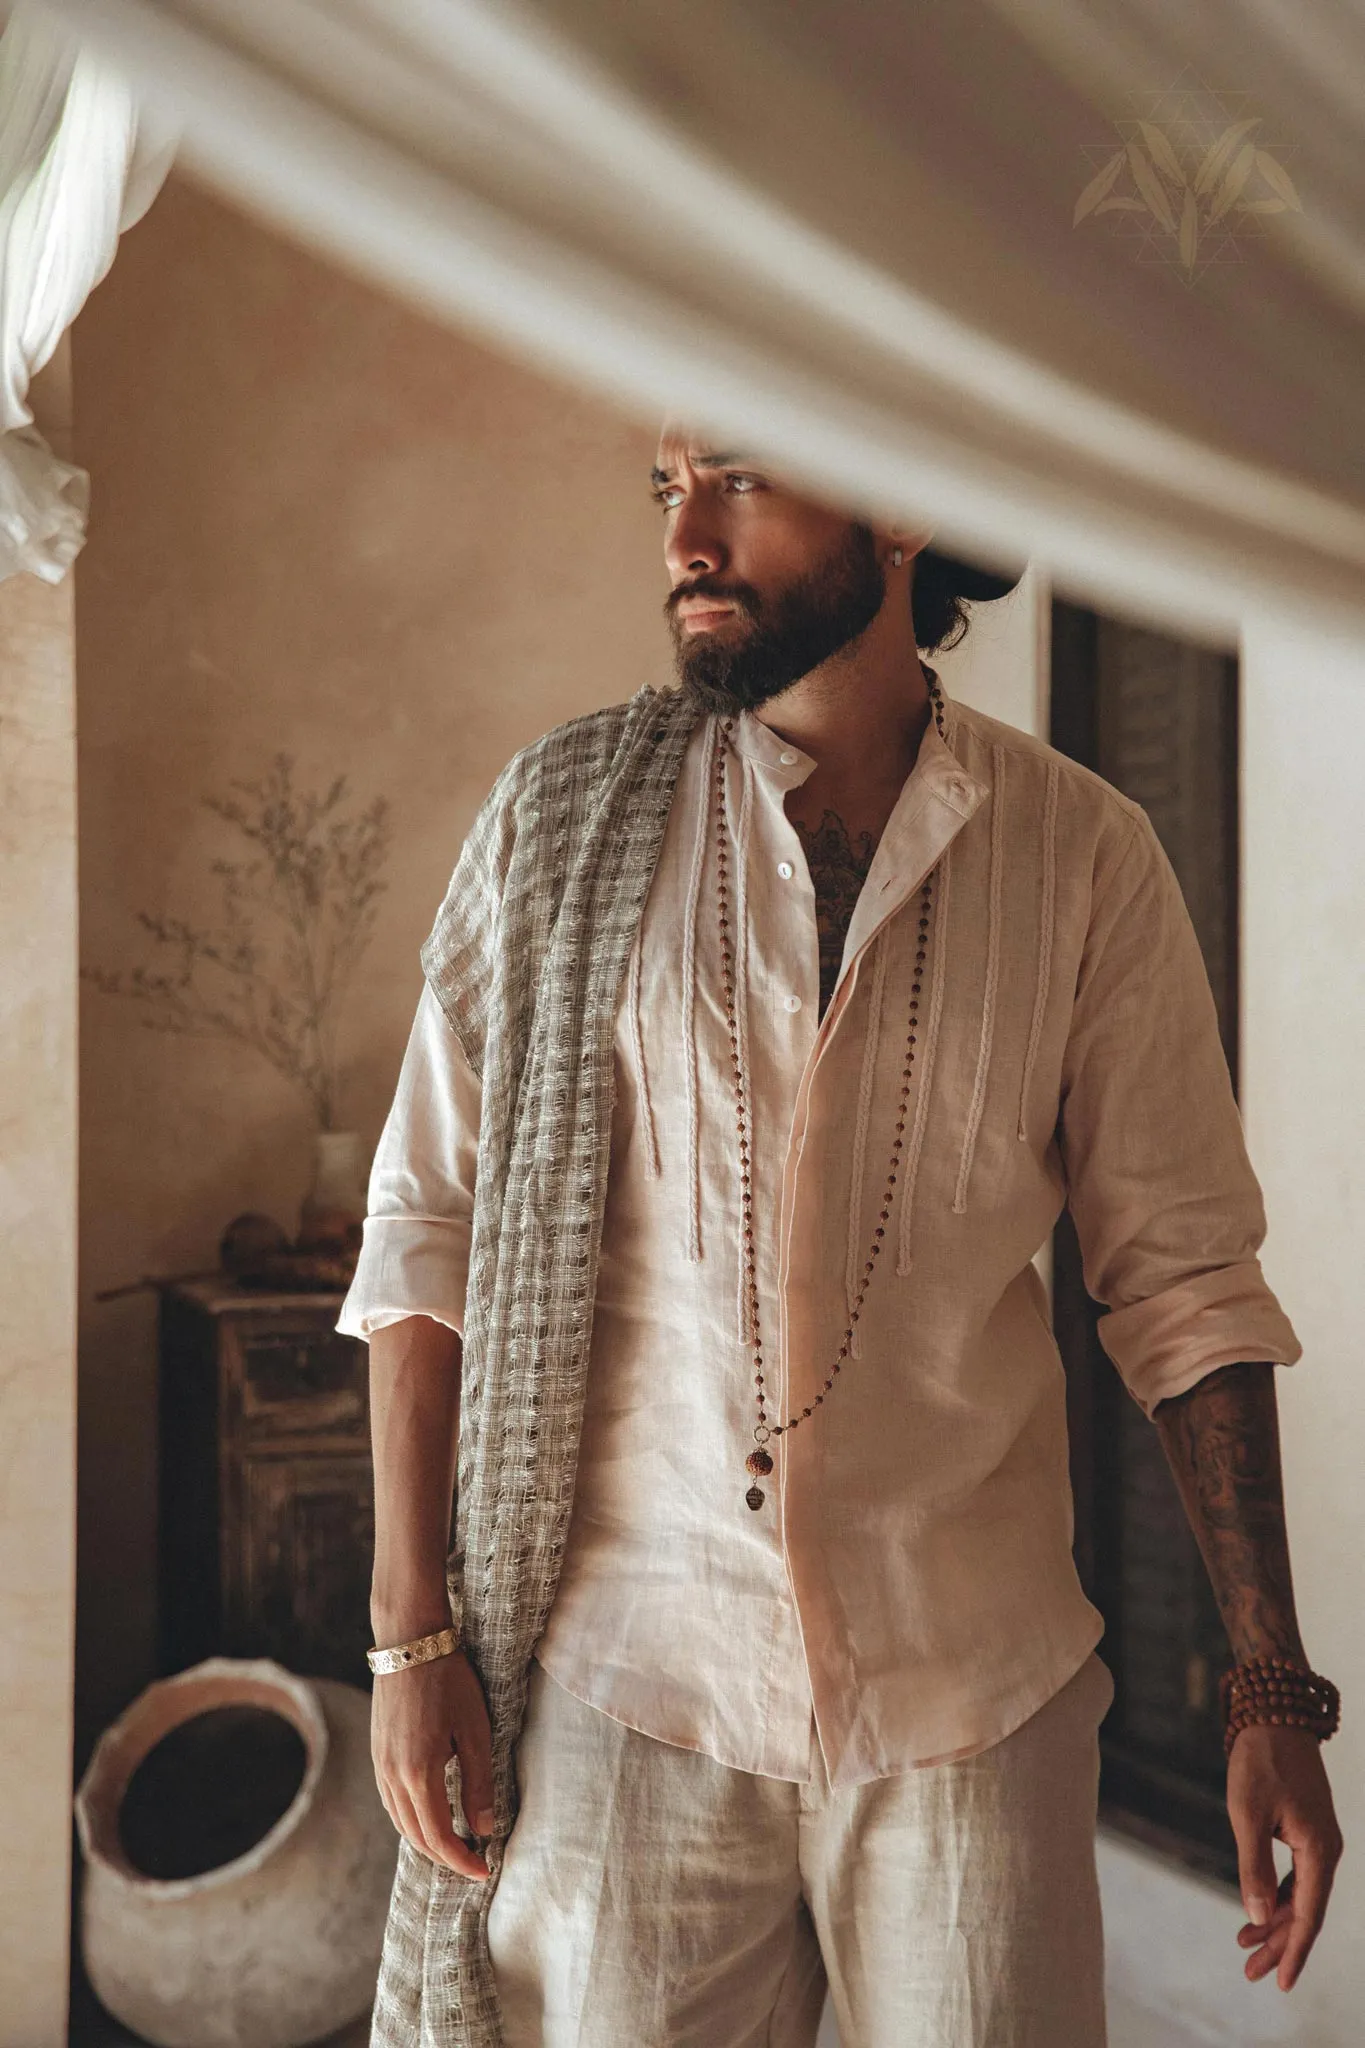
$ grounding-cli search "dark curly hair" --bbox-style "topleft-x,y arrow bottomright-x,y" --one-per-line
912,547 -> 1021,653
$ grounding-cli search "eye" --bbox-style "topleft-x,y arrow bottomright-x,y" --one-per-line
652,484 -> 686,511
725,472 -> 762,494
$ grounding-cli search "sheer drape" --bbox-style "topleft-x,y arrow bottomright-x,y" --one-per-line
27,0 -> 1365,636
0,5 -> 171,581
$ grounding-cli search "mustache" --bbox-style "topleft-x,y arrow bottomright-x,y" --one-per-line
664,576 -> 761,619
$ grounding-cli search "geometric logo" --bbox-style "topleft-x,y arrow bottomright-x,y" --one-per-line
1074,70 -> 1302,283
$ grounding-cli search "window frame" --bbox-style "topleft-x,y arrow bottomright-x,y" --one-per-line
1050,596 -> 1242,1886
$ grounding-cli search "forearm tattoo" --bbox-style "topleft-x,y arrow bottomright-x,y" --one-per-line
1153,1361 -> 1304,1665
792,810 -> 877,1017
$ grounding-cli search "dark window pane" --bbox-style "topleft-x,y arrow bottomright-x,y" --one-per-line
1051,599 -> 1240,1883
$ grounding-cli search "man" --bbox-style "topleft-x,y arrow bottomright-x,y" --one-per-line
339,429 -> 1342,2048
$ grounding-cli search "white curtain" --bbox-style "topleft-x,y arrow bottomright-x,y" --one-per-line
24,0 -> 1365,640
0,4 -> 171,581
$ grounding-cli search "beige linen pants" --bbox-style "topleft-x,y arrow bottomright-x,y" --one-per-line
487,1653 -> 1114,2048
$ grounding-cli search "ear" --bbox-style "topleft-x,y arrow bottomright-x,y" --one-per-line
885,525 -> 935,566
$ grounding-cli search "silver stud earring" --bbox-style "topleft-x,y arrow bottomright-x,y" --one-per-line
891,546 -> 904,567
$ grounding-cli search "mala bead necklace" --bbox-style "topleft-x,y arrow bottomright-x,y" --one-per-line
715,674 -> 948,1511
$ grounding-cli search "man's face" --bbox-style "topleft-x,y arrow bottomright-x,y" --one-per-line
653,431 -> 888,715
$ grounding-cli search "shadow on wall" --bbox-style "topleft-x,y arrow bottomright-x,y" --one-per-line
73,168 -> 666,1762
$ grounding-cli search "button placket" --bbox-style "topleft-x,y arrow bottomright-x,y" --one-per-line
715,674 -> 952,1514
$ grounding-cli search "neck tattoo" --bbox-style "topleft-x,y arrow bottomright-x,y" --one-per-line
714,675 -> 948,1511
791,811 -> 878,1019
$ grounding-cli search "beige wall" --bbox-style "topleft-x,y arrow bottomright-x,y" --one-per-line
931,562 -> 1049,738
1241,616 -> 1365,2045
73,174 -> 667,1747
0,351 -> 78,2047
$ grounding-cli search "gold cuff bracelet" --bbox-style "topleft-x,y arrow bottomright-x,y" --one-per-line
366,1625 -> 459,1676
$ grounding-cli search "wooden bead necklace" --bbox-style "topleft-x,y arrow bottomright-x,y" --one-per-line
1219,1652 -> 1341,1757
715,675 -> 948,1511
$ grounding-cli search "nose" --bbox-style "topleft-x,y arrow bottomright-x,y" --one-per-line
665,493 -> 727,584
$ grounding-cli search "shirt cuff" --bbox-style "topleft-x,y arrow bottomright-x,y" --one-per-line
1097,1260 -> 1303,1417
336,1214 -> 471,1341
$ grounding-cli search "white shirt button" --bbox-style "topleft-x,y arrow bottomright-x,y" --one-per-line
778,749 -> 798,765
777,860 -> 794,880
783,993 -> 803,1013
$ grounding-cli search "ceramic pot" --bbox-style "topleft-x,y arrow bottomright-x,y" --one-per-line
75,1658 -> 397,2048
297,1128 -> 369,1250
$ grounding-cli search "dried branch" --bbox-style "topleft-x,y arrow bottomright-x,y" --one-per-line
85,755 -> 392,1129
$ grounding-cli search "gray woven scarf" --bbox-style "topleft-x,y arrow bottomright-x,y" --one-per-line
370,684 -> 702,2047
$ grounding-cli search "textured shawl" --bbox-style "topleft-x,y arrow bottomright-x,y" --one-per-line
370,684 -> 702,2047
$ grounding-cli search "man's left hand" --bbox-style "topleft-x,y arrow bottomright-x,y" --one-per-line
1229,1725 -> 1343,1990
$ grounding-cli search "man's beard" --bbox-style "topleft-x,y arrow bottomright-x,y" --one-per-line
667,523 -> 886,715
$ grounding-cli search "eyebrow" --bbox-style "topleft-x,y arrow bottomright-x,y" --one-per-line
650,451 -> 751,486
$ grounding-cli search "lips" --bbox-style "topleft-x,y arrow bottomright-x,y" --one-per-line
677,604 -> 738,631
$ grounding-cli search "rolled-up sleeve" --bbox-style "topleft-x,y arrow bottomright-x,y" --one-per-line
336,982 -> 480,1341
1059,810 -> 1300,1417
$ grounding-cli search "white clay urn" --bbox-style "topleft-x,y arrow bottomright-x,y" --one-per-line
75,1657 -> 397,2048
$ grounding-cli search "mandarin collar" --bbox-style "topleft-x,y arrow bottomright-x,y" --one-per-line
726,678 -> 990,821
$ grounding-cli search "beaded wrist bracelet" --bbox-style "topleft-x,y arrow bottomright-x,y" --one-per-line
1219,1653 -> 1341,1759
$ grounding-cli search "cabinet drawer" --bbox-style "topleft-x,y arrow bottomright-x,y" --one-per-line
225,1320 -> 368,1440
227,1452 -> 375,1681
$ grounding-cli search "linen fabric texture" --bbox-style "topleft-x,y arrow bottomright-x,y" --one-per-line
42,0 -> 1365,643
368,688 -> 696,2047
346,691 -> 1295,1786
347,681 -> 1299,2046
487,1653 -> 1114,2048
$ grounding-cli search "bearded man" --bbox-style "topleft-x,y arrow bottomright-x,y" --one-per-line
338,430 -> 1341,2048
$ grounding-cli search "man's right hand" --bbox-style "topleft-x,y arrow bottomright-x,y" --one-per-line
371,1646 -> 495,1881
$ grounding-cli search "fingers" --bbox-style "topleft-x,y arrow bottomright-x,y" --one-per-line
1233,1800 -> 1280,1933
369,1652 -> 498,1880
1227,1728 -> 1343,1994
1238,1883 -> 1294,1984
1278,1834 -> 1337,1991
412,1761 -> 490,1881
452,1689 -> 497,1838
386,1777 -> 442,1867
1237,1871 -> 1293,1943
378,1760 -> 490,1880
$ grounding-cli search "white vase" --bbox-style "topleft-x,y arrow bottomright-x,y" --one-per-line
298,1128 -> 369,1248
75,1658 -> 398,2048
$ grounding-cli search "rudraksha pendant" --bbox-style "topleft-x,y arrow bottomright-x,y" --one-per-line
745,1485 -> 765,1511
746,1448 -> 774,1477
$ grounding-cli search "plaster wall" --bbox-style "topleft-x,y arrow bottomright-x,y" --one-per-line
0,350 -> 79,2047
931,558 -> 1050,738
1238,617 -> 1365,2046
73,175 -> 667,1751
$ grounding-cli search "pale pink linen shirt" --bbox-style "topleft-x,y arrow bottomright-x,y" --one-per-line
339,692 -> 1300,1787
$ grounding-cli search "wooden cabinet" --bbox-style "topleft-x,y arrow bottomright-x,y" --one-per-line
158,1280 -> 374,1686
